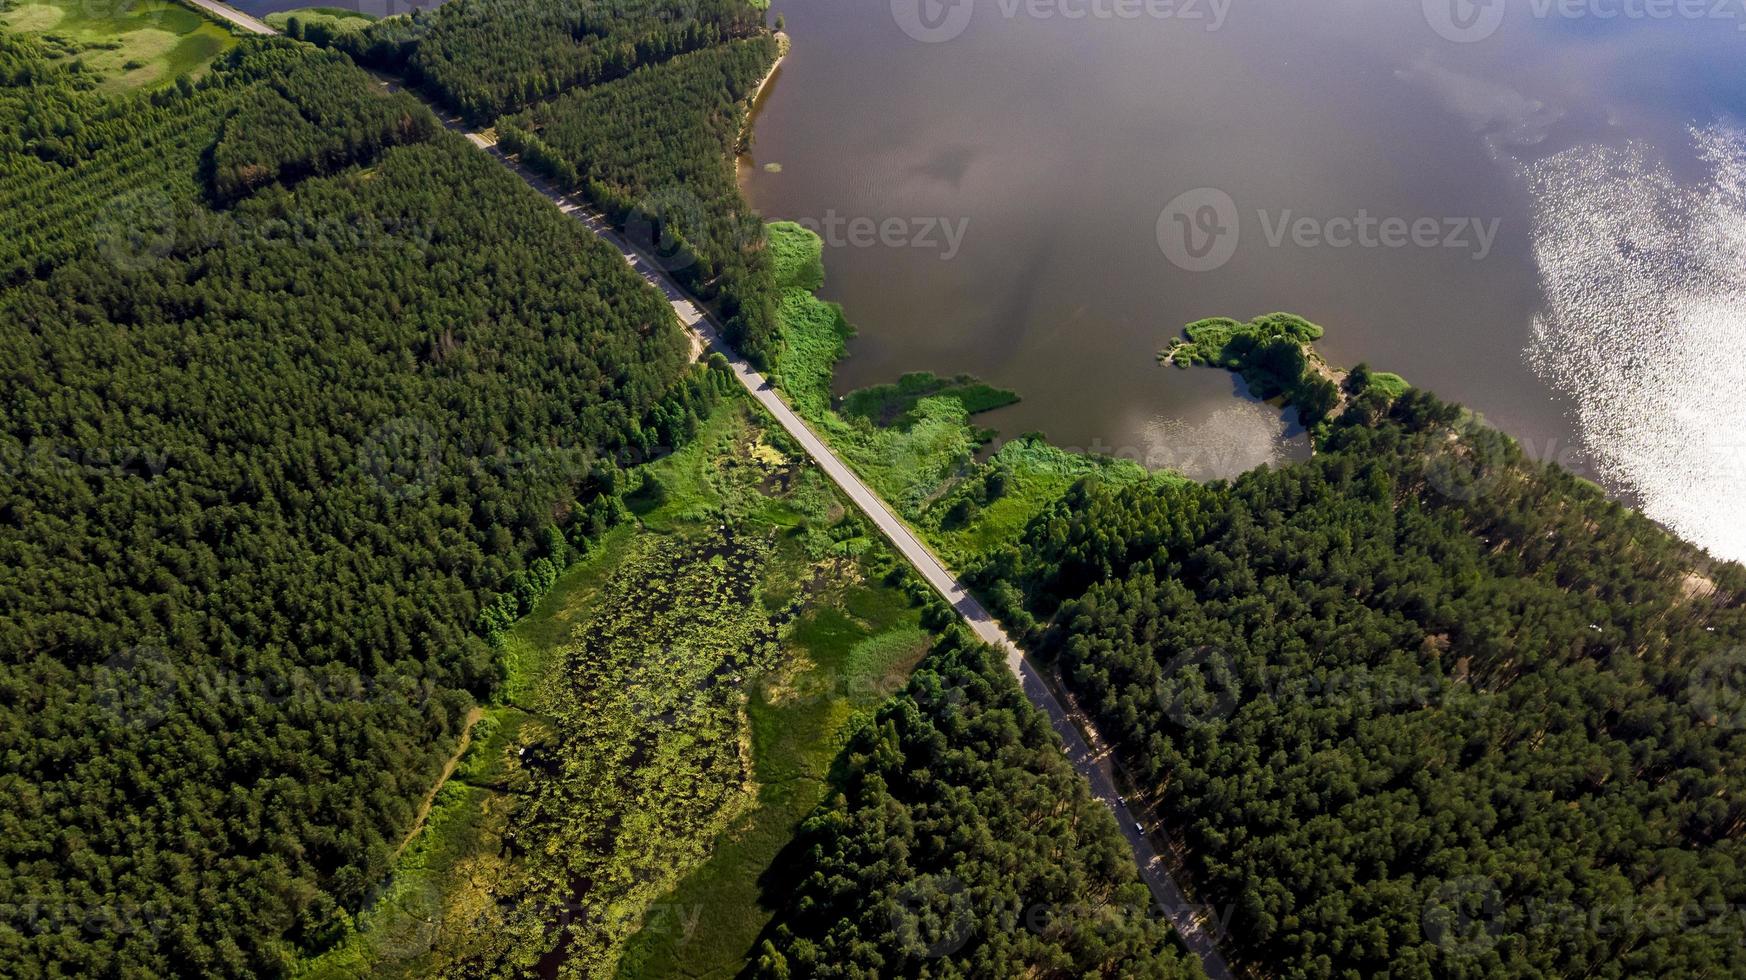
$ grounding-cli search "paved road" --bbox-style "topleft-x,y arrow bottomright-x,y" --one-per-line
181,0 -> 273,34
178,5 -> 1233,973
486,145 -> 1236,980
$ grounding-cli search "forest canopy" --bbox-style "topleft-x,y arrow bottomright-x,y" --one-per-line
0,35 -> 701,977
979,387 -> 1746,977
753,631 -> 1202,979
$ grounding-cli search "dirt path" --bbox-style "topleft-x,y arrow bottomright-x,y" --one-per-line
395,705 -> 486,860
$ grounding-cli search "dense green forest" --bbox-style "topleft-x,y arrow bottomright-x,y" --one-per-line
499,35 -> 781,363
325,0 -> 764,123
0,33 -> 702,976
751,631 -> 1201,979
977,382 -> 1746,976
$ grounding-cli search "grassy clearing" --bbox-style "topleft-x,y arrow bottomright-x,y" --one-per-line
300,393 -> 936,979
2,0 -> 237,89
614,589 -> 929,979
917,435 -> 1165,567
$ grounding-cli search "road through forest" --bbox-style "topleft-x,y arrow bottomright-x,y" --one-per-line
181,5 -> 1234,973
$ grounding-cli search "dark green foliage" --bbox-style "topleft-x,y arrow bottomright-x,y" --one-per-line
1161,313 -> 1337,428
752,631 -> 1201,979
840,372 -> 1020,429
0,36 -> 698,977
498,36 -> 781,364
992,391 -> 1746,977
329,0 -> 766,123
210,52 -> 435,202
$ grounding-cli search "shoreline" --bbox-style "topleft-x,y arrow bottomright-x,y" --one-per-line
737,30 -> 789,152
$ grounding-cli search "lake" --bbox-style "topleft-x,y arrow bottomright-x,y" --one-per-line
224,0 -> 1746,560
739,0 -> 1746,560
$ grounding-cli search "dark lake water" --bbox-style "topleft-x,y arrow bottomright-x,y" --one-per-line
223,0 -> 1746,559
740,0 -> 1746,560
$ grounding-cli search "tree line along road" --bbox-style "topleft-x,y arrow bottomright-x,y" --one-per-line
177,4 -> 1234,974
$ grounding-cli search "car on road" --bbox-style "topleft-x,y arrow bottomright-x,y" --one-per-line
1117,795 -> 1127,807
1134,822 -> 1145,834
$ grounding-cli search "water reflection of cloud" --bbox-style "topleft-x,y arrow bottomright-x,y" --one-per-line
1140,398 -> 1309,483
1396,55 -> 1567,159
1527,124 -> 1746,562
907,144 -> 981,191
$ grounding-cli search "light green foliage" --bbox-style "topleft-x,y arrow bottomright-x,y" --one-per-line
1160,311 -> 1325,369
767,222 -> 1017,521
1,0 -> 236,89
823,396 -> 980,515
615,596 -> 929,979
840,371 -> 1019,429
1160,312 -> 1340,429
1367,370 -> 1410,399
920,435 -> 1160,566
305,398 -> 936,979
267,7 -> 376,43
766,219 -> 823,291
774,289 -> 850,417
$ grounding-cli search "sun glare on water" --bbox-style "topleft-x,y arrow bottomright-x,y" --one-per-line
1527,125 -> 1746,563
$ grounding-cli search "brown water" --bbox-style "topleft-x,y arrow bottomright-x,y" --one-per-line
740,0 -> 1746,559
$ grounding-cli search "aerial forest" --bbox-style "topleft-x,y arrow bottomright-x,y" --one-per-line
978,385 -> 1746,976
0,34 -> 700,976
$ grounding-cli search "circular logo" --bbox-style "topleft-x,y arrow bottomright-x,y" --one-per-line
93,644 -> 180,731
93,189 -> 178,275
1422,0 -> 1506,43
888,873 -> 976,959
1690,646 -> 1746,730
1156,645 -> 1241,728
1422,874 -> 1506,961
1422,417 -> 1509,503
621,186 -> 711,274
1157,188 -> 1240,273
891,0 -> 975,43
359,418 -> 443,502
357,871 -> 444,962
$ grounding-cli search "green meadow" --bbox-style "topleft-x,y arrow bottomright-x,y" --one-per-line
1,0 -> 236,89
